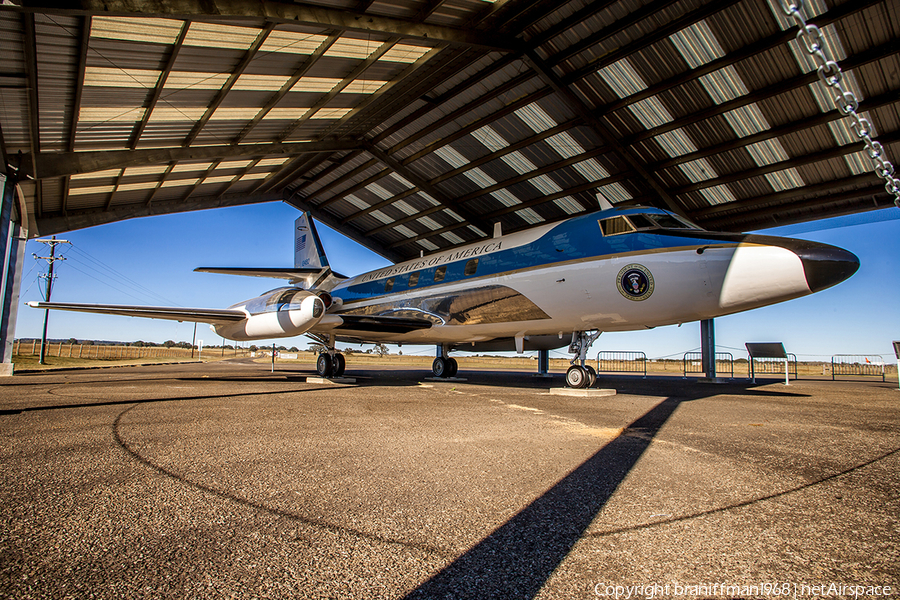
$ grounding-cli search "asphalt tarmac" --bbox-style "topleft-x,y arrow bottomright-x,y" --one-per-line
1,358 -> 897,599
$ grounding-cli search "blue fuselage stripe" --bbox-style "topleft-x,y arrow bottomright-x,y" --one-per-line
332,210 -> 739,304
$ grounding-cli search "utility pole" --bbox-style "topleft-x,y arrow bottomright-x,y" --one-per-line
33,236 -> 69,364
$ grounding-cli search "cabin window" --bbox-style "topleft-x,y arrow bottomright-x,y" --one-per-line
434,266 -> 446,282
464,258 -> 478,276
384,277 -> 394,292
599,216 -> 636,236
628,214 -> 655,230
408,272 -> 420,287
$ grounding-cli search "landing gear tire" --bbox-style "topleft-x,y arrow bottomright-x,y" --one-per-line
432,357 -> 448,378
445,357 -> 458,378
584,365 -> 597,388
316,353 -> 332,377
566,365 -> 589,389
332,353 -> 346,377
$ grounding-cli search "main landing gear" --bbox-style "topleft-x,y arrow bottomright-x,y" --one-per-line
432,356 -> 458,378
314,334 -> 346,378
432,345 -> 458,378
316,352 -> 346,378
566,331 -> 600,389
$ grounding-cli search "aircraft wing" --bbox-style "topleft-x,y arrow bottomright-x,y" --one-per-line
27,301 -> 247,324
325,314 -> 434,334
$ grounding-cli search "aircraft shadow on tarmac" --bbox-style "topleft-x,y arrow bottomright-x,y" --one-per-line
400,393 -> 694,600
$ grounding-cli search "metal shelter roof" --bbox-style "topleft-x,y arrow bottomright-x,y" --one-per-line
1,0 -> 898,263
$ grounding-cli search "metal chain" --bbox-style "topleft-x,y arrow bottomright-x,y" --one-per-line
779,0 -> 900,208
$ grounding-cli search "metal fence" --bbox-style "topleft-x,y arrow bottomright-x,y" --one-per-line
831,355 -> 886,382
682,352 -> 735,379
13,340 -> 250,360
751,353 -> 798,381
595,351 -> 647,377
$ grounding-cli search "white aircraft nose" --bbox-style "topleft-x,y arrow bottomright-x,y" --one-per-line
718,236 -> 858,310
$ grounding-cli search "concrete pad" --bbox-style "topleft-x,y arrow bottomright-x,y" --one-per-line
549,387 -> 617,397
305,376 -> 357,384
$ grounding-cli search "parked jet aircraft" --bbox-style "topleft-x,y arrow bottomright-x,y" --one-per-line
29,206 -> 859,388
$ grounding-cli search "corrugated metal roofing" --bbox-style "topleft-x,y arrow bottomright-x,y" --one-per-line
1,0 -> 898,263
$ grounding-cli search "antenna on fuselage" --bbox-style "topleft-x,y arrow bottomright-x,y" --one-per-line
493,222 -> 502,238
596,193 -> 614,211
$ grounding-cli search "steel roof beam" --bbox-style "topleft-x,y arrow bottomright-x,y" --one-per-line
283,196 -> 403,263
321,46 -> 445,140
14,0 -> 521,53
254,38 -> 398,194
62,15 -> 91,215
528,0 -> 617,47
626,39 -> 900,146
652,92 -> 900,172
523,50 -> 683,215
363,141 -> 493,234
23,140 -> 362,180
33,190 -> 286,237
586,0 -> 881,115
549,0 -> 681,66
384,174 -> 632,250
558,0 -> 742,81
127,22 -> 189,150
698,184 -> 894,232
366,145 -> 621,237
691,173 -> 882,220
20,13 -> 40,217
670,129 -> 900,197
371,53 -> 518,147
309,85 -> 556,210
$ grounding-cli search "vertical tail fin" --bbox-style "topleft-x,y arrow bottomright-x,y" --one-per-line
294,213 -> 329,270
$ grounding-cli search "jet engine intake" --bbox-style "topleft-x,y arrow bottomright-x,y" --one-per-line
213,287 -> 326,341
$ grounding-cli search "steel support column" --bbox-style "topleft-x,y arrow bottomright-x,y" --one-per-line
537,349 -> 549,376
700,318 -> 716,380
0,174 -> 26,375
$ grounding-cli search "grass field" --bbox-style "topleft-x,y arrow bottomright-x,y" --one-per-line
11,344 -> 898,382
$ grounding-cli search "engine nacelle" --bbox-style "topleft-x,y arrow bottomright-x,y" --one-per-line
213,287 -> 326,341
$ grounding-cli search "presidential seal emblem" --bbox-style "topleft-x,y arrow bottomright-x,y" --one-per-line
617,264 -> 654,301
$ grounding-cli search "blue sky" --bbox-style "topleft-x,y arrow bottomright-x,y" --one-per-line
14,201 -> 900,362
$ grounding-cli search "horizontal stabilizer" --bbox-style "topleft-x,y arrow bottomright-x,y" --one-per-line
27,301 -> 246,324
194,266 -> 348,288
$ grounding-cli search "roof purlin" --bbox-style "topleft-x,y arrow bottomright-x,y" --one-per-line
523,50 -> 683,216
25,140 -> 362,180
63,15 -> 91,215
625,39 -> 900,147
363,141 -> 494,236
13,0 -> 521,53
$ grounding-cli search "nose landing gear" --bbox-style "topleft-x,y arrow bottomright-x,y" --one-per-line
566,331 -> 600,389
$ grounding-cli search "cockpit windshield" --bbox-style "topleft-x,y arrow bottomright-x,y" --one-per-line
598,213 -> 702,236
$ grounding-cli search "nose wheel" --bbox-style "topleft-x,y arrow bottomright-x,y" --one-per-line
565,364 -> 597,389
566,331 -> 601,388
